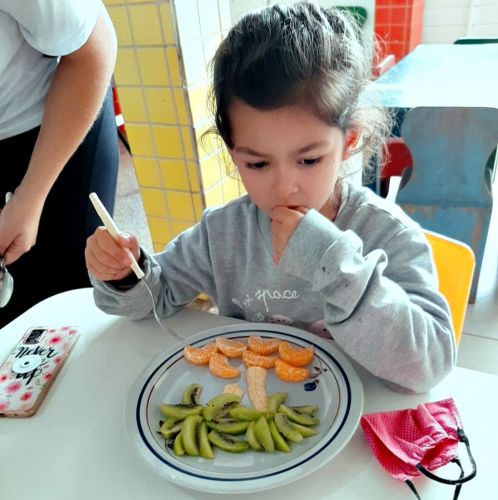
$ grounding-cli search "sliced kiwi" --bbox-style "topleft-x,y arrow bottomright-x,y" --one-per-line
254,416 -> 274,453
181,383 -> 202,405
266,392 -> 288,415
291,405 -> 319,417
203,393 -> 241,421
207,430 -> 249,453
246,420 -> 263,451
160,403 -> 203,420
173,431 -> 185,456
274,413 -> 303,443
289,420 -> 318,438
160,418 -> 183,440
182,415 -> 202,456
198,421 -> 214,459
206,419 -> 250,435
279,404 -> 319,426
229,407 -> 264,421
268,418 -> 291,453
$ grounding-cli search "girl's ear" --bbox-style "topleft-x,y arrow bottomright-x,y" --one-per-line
342,128 -> 361,160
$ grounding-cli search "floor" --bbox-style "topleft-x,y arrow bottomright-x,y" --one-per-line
114,140 -> 498,376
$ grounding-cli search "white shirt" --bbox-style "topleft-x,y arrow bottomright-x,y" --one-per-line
0,0 -> 102,140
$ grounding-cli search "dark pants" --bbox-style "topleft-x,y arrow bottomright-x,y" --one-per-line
0,88 -> 118,327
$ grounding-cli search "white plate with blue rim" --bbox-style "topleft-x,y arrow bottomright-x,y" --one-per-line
125,322 -> 363,494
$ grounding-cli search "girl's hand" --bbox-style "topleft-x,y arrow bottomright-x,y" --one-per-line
270,206 -> 308,264
0,191 -> 44,265
85,227 -> 140,281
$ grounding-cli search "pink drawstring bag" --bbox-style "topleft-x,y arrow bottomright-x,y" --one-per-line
361,398 -> 476,499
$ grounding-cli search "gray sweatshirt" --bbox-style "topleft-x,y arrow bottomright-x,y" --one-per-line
92,181 -> 456,393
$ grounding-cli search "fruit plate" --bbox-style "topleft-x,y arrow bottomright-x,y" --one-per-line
125,322 -> 363,494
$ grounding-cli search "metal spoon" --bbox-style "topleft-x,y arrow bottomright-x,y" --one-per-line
0,257 -> 13,308
0,192 -> 14,307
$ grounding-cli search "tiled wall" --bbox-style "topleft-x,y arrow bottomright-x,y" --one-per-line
422,0 -> 498,43
104,0 -> 245,252
374,0 -> 425,61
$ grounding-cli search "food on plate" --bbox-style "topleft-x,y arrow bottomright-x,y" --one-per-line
215,336 -> 247,358
202,393 -> 241,421
274,358 -> 310,382
246,366 -> 268,410
247,335 -> 282,355
242,349 -> 278,368
209,352 -> 241,378
223,383 -> 245,397
181,383 -> 202,405
183,343 -> 218,365
158,385 -> 320,458
278,341 -> 314,367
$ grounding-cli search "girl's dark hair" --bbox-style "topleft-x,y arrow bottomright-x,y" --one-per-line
207,1 -> 391,169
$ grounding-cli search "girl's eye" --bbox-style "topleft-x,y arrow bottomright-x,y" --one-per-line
300,157 -> 322,166
245,161 -> 268,169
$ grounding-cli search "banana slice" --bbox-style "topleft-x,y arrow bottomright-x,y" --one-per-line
246,366 -> 268,411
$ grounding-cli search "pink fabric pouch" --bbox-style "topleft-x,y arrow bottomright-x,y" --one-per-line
361,398 -> 476,499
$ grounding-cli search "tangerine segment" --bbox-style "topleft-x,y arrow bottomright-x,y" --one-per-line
209,353 -> 241,379
183,344 -> 217,365
274,359 -> 310,383
215,336 -> 247,358
247,335 -> 281,355
242,349 -> 278,369
278,341 -> 314,367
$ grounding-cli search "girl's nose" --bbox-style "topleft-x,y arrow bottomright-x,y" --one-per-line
273,167 -> 298,199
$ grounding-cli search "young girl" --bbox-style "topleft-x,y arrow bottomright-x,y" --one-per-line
85,2 -> 455,393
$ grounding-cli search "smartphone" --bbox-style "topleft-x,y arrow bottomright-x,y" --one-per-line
0,326 -> 79,417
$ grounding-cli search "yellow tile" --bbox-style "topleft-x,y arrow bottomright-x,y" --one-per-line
181,127 -> 197,160
103,0 -> 125,5
141,189 -> 168,218
204,184 -> 224,208
159,159 -> 190,190
187,161 -> 201,192
144,88 -> 176,124
115,87 -> 147,123
166,47 -> 183,87
166,191 -> 196,221
114,49 -> 141,85
107,6 -> 132,46
171,220 -> 195,238
133,157 -> 161,187
129,4 -> 162,45
126,0 -> 151,3
174,89 -> 190,125
137,48 -> 170,86
223,176 -> 240,203
152,126 -> 184,158
192,194 -> 204,219
188,85 -> 209,125
159,2 -> 176,45
126,124 -> 155,156
147,217 -> 169,245
200,154 -> 221,190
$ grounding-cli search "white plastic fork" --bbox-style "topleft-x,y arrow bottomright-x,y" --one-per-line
89,192 -> 182,342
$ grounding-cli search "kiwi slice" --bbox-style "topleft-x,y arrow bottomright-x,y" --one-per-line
160,418 -> 183,440
266,392 -> 288,414
206,419 -> 250,435
246,420 -> 263,451
160,403 -> 203,420
279,404 -> 319,426
268,418 -> 291,453
254,416 -> 274,452
181,383 -> 202,405
182,415 -> 202,456
207,430 -> 249,453
198,421 -> 214,459
203,393 -> 241,421
274,413 -> 303,443
229,407 -> 264,421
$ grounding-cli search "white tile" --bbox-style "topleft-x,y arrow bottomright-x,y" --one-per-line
457,333 -> 498,376
181,38 -> 208,85
174,0 -> 201,45
472,5 -> 498,25
422,25 -> 468,44
198,0 -> 221,36
218,0 -> 232,31
423,7 -> 470,27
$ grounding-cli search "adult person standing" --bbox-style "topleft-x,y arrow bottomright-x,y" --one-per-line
0,0 -> 119,327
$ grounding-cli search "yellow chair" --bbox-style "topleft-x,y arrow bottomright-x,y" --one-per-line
423,230 -> 475,345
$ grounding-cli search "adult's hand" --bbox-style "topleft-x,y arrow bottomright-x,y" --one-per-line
0,190 -> 44,265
